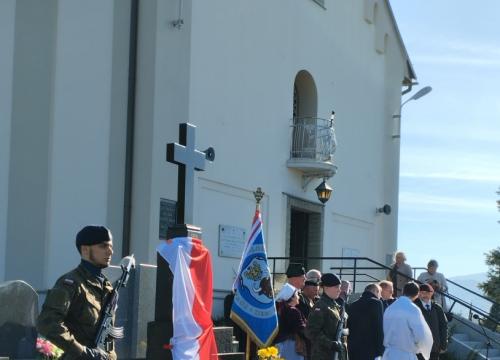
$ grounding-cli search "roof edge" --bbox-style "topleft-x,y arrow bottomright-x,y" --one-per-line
384,0 -> 417,83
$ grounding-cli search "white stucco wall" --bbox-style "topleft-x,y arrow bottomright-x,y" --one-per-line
44,0 -> 128,285
0,0 -> 16,282
183,0 -> 406,290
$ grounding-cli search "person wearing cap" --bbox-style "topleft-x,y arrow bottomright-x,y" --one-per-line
417,259 -> 448,311
297,277 -> 320,319
37,225 -> 116,360
296,276 -> 320,360
382,282 -> 433,360
414,284 -> 448,360
286,263 -> 310,320
273,283 -> 307,360
305,273 -> 347,360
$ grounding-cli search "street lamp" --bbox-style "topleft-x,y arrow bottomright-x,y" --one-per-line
392,86 -> 432,139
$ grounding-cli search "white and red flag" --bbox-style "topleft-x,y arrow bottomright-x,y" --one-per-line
157,237 -> 219,360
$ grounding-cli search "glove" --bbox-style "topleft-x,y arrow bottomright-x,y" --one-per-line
330,340 -> 343,351
83,347 -> 109,360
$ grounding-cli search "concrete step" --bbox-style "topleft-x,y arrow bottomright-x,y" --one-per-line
218,353 -> 245,360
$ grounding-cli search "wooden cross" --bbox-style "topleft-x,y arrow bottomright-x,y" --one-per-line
166,123 -> 207,225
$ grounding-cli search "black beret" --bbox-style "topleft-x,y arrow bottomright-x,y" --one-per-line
286,263 -> 306,278
76,225 -> 112,250
321,273 -> 341,287
305,278 -> 320,286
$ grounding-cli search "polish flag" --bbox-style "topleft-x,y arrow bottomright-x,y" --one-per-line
157,237 -> 219,360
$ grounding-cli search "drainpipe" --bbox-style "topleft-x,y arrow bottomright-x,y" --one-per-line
122,0 -> 139,257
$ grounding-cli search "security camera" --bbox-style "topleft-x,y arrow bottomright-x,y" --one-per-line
376,204 -> 391,215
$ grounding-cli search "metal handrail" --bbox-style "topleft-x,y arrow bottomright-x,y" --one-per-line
289,117 -> 336,161
447,278 -> 500,308
268,256 -> 500,330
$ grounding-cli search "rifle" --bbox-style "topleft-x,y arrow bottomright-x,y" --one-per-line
94,255 -> 136,352
333,303 -> 349,360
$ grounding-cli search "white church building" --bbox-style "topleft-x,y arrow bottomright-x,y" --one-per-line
1,0 -> 416,311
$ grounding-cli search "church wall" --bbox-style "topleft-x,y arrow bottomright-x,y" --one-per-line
182,0 -> 407,292
5,0 -> 57,288
44,0 -> 129,285
0,0 -> 16,281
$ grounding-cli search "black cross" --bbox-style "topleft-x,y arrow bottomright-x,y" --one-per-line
166,123 -> 206,225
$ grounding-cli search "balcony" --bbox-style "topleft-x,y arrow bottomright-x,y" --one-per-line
287,117 -> 337,178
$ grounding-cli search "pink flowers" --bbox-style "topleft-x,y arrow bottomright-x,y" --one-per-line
36,337 -> 64,359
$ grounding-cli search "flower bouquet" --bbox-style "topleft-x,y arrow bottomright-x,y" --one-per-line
257,346 -> 284,360
36,337 -> 64,359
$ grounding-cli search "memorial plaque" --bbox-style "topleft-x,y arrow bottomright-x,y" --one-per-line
159,199 -> 177,240
219,225 -> 247,258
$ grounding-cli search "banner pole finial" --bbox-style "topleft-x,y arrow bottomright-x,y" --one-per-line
253,187 -> 264,210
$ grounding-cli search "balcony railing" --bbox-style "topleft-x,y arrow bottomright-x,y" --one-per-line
290,117 -> 336,161
287,117 -> 337,176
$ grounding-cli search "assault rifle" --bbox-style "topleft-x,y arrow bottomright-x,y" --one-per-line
94,255 -> 136,352
333,302 -> 349,360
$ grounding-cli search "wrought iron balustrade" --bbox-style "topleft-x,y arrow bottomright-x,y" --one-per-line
289,117 -> 336,162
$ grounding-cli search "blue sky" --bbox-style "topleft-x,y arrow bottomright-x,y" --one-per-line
391,1 -> 500,277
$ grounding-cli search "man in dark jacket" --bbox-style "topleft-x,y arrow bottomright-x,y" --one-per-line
347,283 -> 385,360
415,284 -> 448,360
37,225 -> 116,360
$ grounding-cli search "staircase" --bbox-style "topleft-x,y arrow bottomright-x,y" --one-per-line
448,316 -> 500,360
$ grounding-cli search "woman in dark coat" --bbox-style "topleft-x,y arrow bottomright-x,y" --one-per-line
346,283 -> 385,360
273,283 -> 307,360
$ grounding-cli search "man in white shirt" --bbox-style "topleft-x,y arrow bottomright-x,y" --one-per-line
382,282 -> 433,360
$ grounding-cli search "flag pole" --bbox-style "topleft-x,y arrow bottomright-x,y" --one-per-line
245,187 -> 264,360
246,333 -> 251,360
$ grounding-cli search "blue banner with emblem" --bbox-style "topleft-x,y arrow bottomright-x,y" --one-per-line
230,209 -> 278,347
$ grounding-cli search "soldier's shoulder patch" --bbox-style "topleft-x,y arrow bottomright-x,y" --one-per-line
63,278 -> 75,286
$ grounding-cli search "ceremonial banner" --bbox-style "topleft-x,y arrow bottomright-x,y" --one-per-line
157,237 -> 219,359
230,209 -> 278,347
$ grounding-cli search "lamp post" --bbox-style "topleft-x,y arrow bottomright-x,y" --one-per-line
392,86 -> 432,139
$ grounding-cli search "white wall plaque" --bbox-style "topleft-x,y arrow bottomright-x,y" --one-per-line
219,224 -> 247,258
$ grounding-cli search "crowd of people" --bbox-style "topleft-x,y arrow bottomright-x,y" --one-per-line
36,224 -> 450,360
271,251 -> 450,360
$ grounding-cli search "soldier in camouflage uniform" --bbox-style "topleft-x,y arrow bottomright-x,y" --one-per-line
37,225 -> 116,360
305,273 -> 348,360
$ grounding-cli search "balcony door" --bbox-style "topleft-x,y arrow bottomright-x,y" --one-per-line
292,70 -> 318,159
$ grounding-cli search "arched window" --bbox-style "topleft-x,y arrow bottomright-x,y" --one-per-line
292,70 -> 318,159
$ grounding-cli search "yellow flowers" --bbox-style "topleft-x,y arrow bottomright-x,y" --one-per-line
257,346 -> 284,360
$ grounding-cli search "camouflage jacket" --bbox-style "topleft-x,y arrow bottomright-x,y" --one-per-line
37,264 -> 116,360
305,293 -> 347,360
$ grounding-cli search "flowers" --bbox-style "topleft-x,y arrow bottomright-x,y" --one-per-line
257,346 -> 283,360
36,337 -> 64,359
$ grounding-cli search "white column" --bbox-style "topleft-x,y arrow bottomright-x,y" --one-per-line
131,0 -> 193,263
45,0 -> 120,283
0,0 -> 16,282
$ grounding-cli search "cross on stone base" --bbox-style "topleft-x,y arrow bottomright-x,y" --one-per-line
146,123 -> 213,360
